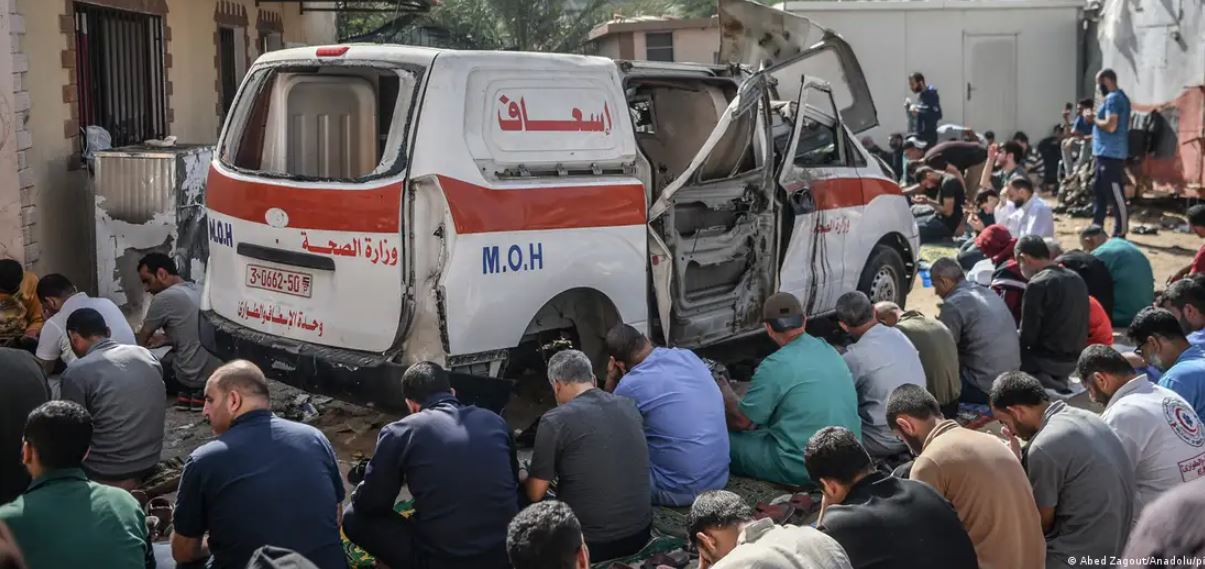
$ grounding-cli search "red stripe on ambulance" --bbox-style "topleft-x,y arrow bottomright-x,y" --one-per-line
206,167 -> 403,232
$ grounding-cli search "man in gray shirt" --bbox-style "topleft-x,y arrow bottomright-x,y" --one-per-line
525,349 -> 652,563
62,308 -> 165,489
930,257 -> 1021,404
990,371 -> 1134,569
137,253 -> 221,411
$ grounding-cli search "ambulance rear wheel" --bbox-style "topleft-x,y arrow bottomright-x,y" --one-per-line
858,245 -> 906,306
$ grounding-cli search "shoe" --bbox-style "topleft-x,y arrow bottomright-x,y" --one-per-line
175,392 -> 193,411
189,391 -> 205,412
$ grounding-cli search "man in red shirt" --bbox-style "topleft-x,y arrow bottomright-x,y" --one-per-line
1169,205 -> 1205,284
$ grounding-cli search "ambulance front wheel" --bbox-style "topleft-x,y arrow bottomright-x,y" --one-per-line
857,244 -> 907,307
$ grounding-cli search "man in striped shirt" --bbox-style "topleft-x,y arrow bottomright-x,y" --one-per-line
1012,131 -> 1046,186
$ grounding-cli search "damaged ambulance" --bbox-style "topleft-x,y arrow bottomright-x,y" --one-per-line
200,0 -> 919,407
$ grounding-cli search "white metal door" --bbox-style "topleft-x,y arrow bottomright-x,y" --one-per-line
963,34 -> 1017,138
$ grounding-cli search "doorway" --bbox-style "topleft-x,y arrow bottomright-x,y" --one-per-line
963,33 -> 1017,138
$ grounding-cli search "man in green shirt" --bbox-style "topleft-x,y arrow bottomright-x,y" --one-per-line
0,401 -> 149,569
719,292 -> 861,487
875,302 -> 961,418
1081,225 -> 1154,326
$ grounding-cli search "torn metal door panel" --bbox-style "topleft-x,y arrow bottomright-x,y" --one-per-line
718,0 -> 878,134
648,77 -> 779,348
93,145 -> 213,325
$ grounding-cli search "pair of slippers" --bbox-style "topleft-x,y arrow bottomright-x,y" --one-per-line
753,492 -> 818,524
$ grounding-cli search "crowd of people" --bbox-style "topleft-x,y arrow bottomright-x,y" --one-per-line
0,68 -> 1203,569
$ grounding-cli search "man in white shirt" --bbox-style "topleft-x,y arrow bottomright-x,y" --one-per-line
34,274 -> 135,374
835,291 -> 926,458
995,177 -> 1054,239
689,490 -> 853,569
1077,345 -> 1205,518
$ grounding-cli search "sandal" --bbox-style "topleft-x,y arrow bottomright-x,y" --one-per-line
753,502 -> 796,524
146,496 -> 174,539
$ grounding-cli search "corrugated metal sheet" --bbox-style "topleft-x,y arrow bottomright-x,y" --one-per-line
95,149 -> 180,224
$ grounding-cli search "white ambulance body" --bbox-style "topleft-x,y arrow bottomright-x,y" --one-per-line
201,0 -> 919,406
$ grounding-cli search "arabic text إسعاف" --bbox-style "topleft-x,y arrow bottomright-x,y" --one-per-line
496,94 -> 612,135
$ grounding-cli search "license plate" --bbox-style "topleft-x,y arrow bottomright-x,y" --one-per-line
245,265 -> 313,298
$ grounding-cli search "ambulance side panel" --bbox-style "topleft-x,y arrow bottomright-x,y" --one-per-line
407,53 -> 648,358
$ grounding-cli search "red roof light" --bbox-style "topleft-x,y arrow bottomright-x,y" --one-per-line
316,46 -> 350,57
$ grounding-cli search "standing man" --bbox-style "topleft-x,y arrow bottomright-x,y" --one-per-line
1015,235 -> 1089,393
1090,68 -> 1131,237
688,490 -> 853,569
885,384 -> 1046,569
172,361 -> 347,569
907,72 -> 941,146
0,349 -> 47,504
34,274 -> 135,373
720,292 -> 860,487
930,258 -> 1021,404
990,372 -> 1135,569
0,401 -> 150,569
1128,307 -> 1205,421
136,253 -> 222,411
806,427 -> 978,569
603,324 -> 729,506
526,350 -> 651,563
60,309 -> 165,489
1077,345 -> 1205,518
345,361 -> 517,569
1080,225 -> 1154,326
874,302 -> 961,418
835,292 -> 925,459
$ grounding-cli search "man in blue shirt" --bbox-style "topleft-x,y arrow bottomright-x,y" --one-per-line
908,72 -> 942,146
1062,98 -> 1094,180
172,361 -> 347,569
344,362 -> 518,569
1090,69 -> 1131,237
603,324 -> 729,506
1128,308 -> 1205,421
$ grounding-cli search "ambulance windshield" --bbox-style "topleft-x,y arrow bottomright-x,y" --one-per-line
220,64 -> 420,181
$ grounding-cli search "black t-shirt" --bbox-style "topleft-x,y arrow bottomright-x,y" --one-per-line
935,174 -> 966,233
0,348 -> 48,504
820,472 -> 978,569
530,389 -> 651,543
1057,250 -> 1116,319
923,141 -> 987,171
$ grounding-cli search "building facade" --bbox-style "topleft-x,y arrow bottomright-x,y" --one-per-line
586,16 -> 719,64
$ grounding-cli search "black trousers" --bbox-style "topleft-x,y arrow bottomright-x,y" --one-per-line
1092,156 -> 1129,237
342,503 -> 510,569
587,524 -> 652,564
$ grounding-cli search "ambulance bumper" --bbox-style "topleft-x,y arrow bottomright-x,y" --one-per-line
199,310 -> 406,410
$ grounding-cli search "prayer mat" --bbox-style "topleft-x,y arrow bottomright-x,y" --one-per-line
342,500 -> 416,569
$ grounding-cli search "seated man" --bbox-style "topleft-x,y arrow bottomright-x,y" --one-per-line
1056,244 -> 1115,319
990,372 -> 1135,569
995,177 -> 1055,239
60,309 -> 165,489
874,302 -> 960,418
930,258 -> 1020,404
719,292 -> 860,487
172,361 -> 346,569
1170,204 -> 1205,283
1015,235 -> 1089,393
0,259 -> 43,351
1127,307 -> 1205,421
689,490 -> 853,569
506,502 -> 590,569
1061,98 -> 1094,179
886,385 -> 1045,569
526,350 -> 651,563
835,292 -> 924,458
1077,345 -> 1205,518
0,401 -> 149,569
136,253 -> 222,410
1123,478 -> 1205,565
975,141 -> 1028,195
907,166 -> 965,243
806,427 -> 978,569
34,274 -> 135,374
1081,224 -> 1154,326
603,324 -> 728,506
0,348 -> 46,504
345,362 -> 517,569
1163,277 -> 1205,345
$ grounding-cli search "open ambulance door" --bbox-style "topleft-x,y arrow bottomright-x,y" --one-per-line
647,74 -> 776,347
718,0 -> 878,134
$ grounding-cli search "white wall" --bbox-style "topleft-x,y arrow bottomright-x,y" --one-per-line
1098,0 -> 1203,106
783,0 -> 1081,145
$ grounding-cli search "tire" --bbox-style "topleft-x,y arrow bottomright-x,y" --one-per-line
857,244 -> 907,307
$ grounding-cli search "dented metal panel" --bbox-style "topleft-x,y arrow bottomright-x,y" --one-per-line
94,145 -> 212,322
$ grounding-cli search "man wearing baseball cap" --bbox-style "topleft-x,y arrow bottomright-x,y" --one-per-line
718,292 -> 861,487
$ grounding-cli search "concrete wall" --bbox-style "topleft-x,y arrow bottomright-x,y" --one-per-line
0,1 -> 22,263
14,0 -> 335,288
783,0 -> 1081,145
666,27 -> 718,65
